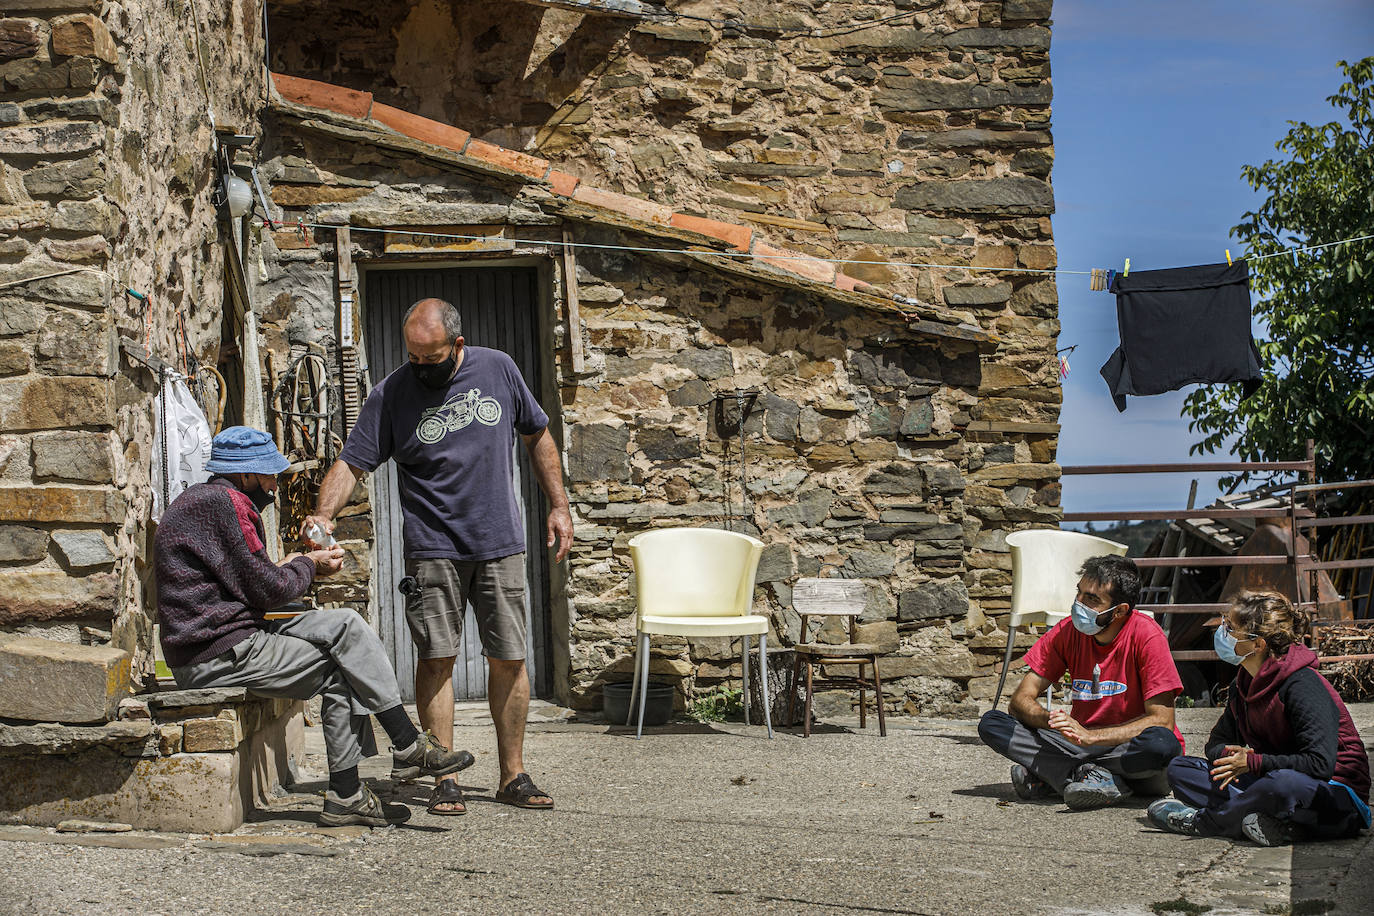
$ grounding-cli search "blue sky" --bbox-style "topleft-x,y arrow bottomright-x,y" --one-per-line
1050,0 -> 1374,514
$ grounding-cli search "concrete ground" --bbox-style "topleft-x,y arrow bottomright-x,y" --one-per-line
1,703 -> 1370,916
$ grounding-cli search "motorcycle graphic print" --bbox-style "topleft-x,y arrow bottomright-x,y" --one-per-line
416,387 -> 502,443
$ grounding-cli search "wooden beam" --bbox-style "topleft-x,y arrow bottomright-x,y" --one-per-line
335,226 -> 362,435
560,229 -> 585,374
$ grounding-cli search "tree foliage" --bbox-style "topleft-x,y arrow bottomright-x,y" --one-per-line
1183,57 -> 1374,482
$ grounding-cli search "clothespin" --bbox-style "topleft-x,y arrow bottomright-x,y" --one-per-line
1106,269 -> 1116,289
1059,355 -> 1070,379
1123,258 -> 1130,278
125,288 -> 147,301
1225,249 -> 1233,266
1292,248 -> 1299,268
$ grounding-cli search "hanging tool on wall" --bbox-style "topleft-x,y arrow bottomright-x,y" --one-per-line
334,227 -> 362,435
713,388 -> 760,533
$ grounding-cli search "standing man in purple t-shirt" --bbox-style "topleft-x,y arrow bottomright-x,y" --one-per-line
305,298 -> 572,816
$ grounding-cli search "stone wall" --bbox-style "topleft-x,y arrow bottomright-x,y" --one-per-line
255,106 -> 1062,713
266,0 -> 1060,323
0,1 -> 265,672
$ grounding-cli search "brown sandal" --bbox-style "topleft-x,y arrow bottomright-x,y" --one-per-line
495,773 -> 553,810
426,779 -> 467,816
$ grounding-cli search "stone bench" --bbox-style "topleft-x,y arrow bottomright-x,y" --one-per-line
0,686 -> 305,833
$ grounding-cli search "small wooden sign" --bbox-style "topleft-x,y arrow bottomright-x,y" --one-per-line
383,225 -> 514,254
793,577 -> 867,616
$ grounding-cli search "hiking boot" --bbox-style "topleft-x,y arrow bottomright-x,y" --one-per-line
1011,764 -> 1054,800
1063,764 -> 1130,810
320,785 -> 411,828
1241,812 -> 1294,847
1147,798 -> 1204,836
391,730 -> 476,781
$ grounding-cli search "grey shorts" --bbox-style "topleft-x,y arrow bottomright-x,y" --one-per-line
403,554 -> 528,661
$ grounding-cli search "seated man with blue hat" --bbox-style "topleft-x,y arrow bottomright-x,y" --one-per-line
154,425 -> 474,826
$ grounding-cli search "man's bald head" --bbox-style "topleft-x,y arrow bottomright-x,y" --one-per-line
403,298 -> 464,370
403,298 -> 462,341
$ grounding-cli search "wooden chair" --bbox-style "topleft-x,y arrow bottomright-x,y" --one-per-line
788,577 -> 886,737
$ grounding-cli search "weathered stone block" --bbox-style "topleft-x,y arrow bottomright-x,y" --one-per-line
900,399 -> 934,436
181,714 -> 242,753
674,347 -> 733,380
896,178 -> 1054,215
0,485 -> 124,524
0,636 -> 130,723
922,463 -> 965,493
1003,0 -> 1054,20
755,542 -> 791,582
49,14 -> 116,63
0,375 -> 111,430
899,579 -> 971,621
765,487 -> 833,527
854,620 -> 899,652
51,528 -> 112,567
0,524 -> 47,561
944,282 -> 1013,306
23,155 -> 103,197
51,198 -> 117,235
568,423 -> 630,482
843,548 -> 896,578
0,18 -> 41,61
36,307 -> 113,375
876,81 -> 1052,114
861,463 -> 924,497
0,567 -> 117,623
31,431 -> 111,481
667,378 -> 712,407
636,427 -> 698,461
762,391 -> 799,441
0,120 -> 100,155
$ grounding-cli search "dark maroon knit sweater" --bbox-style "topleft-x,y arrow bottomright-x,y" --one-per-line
154,477 -> 315,667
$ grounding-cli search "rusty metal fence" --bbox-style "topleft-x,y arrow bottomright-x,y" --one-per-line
1060,440 -> 1374,667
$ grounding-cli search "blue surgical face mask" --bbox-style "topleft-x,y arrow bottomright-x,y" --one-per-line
1214,624 -> 1254,666
1071,600 -> 1114,636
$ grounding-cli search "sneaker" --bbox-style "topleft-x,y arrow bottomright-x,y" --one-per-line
1063,764 -> 1130,810
320,785 -> 411,827
1147,798 -> 1204,836
1241,812 -> 1293,847
390,731 -> 476,781
1011,764 -> 1054,800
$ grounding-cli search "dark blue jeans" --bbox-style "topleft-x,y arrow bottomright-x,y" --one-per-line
1167,755 -> 1367,841
979,709 -> 1181,794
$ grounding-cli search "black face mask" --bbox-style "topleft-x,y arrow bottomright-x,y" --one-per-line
410,346 -> 456,389
246,482 -> 275,513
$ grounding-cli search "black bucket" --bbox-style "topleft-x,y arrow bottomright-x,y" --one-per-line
602,681 -> 674,726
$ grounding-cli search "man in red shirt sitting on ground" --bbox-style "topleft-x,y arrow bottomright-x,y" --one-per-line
978,555 -> 1185,809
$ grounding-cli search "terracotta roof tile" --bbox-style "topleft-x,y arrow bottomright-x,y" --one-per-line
371,103 -> 470,153
669,213 -> 752,251
750,240 -> 839,286
465,139 -> 551,180
546,169 -> 580,197
572,185 -> 674,226
272,73 -> 373,120
267,73 -> 907,302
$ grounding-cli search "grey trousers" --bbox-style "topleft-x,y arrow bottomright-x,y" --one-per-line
978,709 -> 1182,795
173,610 -> 404,773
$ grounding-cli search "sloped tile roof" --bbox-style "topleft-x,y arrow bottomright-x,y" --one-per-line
267,72 -> 996,345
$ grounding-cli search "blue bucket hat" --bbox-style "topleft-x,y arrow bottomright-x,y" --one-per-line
204,426 -> 290,475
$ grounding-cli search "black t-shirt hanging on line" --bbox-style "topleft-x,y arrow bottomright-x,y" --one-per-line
1099,261 -> 1263,411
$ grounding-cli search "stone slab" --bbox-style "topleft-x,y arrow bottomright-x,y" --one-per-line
0,636 -> 130,722
0,720 -> 151,756
141,686 -> 251,710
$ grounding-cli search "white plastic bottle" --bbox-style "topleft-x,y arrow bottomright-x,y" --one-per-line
304,521 -> 337,549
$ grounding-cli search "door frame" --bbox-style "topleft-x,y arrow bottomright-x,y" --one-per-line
355,256 -> 567,702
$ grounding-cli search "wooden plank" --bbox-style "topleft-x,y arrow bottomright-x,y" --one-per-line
793,578 -> 866,616
560,229 -> 585,374
1062,508 -> 1306,522
1136,555 -> 1297,568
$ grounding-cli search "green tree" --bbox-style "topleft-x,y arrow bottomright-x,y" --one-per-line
1183,57 -> 1374,482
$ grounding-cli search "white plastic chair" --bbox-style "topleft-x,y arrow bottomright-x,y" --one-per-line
626,528 -> 772,739
991,529 -> 1129,709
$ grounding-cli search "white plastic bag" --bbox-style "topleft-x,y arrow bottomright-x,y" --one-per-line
151,375 -> 212,520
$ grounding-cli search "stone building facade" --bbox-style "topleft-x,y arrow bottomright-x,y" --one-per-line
3,1 -> 1062,721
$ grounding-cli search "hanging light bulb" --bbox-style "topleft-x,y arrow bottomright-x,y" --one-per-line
223,174 -> 253,218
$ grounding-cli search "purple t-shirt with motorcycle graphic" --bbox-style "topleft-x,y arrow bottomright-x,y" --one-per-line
339,346 -> 549,561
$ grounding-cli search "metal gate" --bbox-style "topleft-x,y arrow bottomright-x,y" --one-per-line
362,266 -> 551,700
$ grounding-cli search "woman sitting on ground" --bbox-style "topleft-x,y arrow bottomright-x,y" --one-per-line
1148,590 -> 1370,846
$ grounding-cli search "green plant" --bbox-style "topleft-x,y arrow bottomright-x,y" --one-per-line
689,685 -> 744,723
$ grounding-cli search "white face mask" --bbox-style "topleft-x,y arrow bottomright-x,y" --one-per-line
1071,600 -> 1115,636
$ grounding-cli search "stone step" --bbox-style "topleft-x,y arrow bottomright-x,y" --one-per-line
0,636 -> 130,723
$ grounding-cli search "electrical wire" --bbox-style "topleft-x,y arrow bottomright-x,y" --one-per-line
271,220 -> 1374,278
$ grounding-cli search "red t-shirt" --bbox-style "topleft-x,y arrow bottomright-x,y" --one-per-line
1024,611 -> 1185,750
